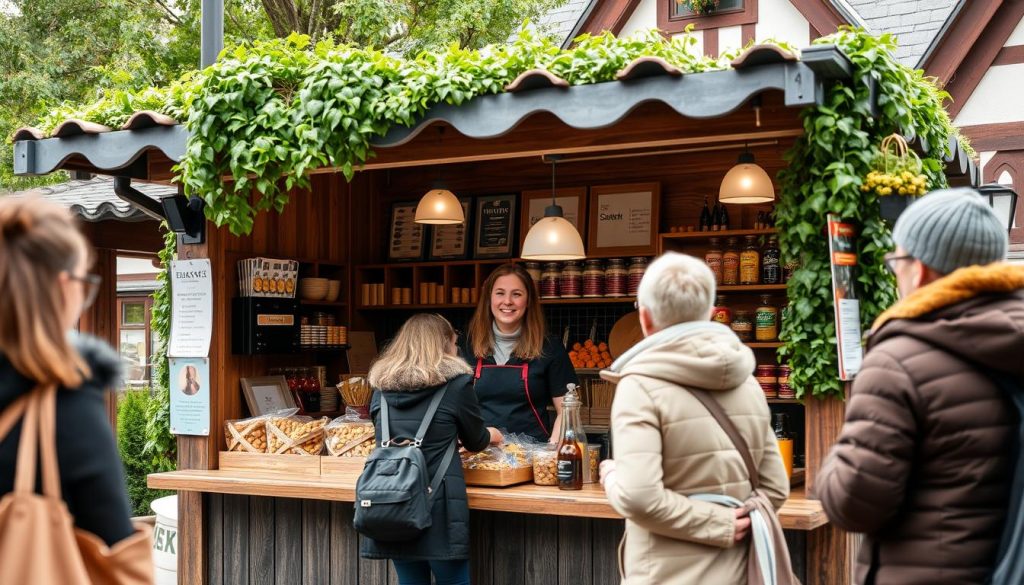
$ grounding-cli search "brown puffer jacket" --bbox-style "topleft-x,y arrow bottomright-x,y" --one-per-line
816,263 -> 1024,585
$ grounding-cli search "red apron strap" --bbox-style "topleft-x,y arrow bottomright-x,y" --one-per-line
474,357 -> 483,379
520,364 -> 549,437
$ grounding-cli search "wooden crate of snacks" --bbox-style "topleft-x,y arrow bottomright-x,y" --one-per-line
224,415 -> 269,453
219,451 -> 322,477
266,414 -> 328,455
461,442 -> 533,486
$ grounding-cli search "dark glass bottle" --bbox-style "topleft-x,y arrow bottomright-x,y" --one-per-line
762,235 -> 781,284
710,201 -> 722,231
719,202 -> 730,231
699,197 -> 711,232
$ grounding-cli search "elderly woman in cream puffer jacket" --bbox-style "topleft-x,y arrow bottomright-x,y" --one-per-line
600,252 -> 789,585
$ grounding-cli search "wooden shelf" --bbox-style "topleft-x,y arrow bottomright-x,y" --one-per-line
357,303 -> 475,310
717,284 -> 787,292
768,398 -> 801,405
660,228 -> 777,241
747,342 -> 783,348
299,300 -> 347,307
540,297 -> 635,305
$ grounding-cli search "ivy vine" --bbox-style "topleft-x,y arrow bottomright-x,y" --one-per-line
142,225 -> 177,472
776,27 -> 953,399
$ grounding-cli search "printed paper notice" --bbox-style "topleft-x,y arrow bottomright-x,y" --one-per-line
595,192 -> 653,248
169,357 -> 210,436
168,259 -> 213,358
827,215 -> 864,380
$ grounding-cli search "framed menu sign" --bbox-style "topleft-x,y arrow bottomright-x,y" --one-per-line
520,187 -> 587,249
388,201 -> 426,262
428,197 -> 473,260
588,183 -> 660,257
473,194 -> 517,259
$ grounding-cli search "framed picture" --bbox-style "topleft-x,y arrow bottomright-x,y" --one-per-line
473,194 -> 518,259
387,201 -> 426,262
428,197 -> 473,261
587,182 -> 661,257
240,375 -> 296,416
520,187 -> 587,250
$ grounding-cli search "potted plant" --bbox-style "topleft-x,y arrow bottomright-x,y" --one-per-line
861,134 -> 929,226
677,0 -> 720,14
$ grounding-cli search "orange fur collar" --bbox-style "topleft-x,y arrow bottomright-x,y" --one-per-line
872,263 -> 1024,331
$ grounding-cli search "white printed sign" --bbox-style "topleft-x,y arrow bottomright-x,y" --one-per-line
168,259 -> 213,358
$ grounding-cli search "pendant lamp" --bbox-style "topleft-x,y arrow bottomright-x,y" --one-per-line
719,148 -> 775,204
521,156 -> 586,260
414,181 -> 464,225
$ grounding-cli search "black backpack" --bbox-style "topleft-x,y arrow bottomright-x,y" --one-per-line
353,383 -> 456,542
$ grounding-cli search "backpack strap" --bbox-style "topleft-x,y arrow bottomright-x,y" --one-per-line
379,383 -> 457,502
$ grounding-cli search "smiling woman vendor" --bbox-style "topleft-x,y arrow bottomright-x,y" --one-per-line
462,264 -> 578,443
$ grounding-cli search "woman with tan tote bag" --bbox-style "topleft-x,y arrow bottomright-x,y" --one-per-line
0,197 -> 153,584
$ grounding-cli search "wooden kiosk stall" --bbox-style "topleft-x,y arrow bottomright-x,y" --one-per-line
12,41 -> 977,585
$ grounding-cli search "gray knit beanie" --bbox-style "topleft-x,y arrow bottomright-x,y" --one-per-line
892,187 -> 1008,275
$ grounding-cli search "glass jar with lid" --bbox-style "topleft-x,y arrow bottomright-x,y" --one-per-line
560,261 -> 582,298
755,295 -> 779,341
583,259 -> 605,298
762,236 -> 781,285
705,237 -> 724,285
711,294 -> 732,326
524,261 -> 542,286
731,310 -> 754,342
740,235 -> 761,285
722,237 -> 740,285
627,257 -> 648,297
540,263 -> 560,299
605,259 -> 627,297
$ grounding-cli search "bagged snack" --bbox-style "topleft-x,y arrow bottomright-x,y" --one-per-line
224,408 -> 297,453
532,446 -> 558,486
266,412 -> 329,455
461,434 -> 537,470
325,411 -> 376,457
338,376 -> 372,419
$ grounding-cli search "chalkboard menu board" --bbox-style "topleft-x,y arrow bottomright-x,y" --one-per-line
473,194 -> 517,259
388,201 -> 426,261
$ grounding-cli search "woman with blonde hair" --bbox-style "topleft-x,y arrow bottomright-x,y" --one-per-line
0,197 -> 152,580
361,313 -> 501,585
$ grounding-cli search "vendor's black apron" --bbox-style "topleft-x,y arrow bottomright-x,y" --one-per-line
473,358 -> 549,440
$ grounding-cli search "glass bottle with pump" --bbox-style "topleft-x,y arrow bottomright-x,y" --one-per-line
557,385 -> 588,490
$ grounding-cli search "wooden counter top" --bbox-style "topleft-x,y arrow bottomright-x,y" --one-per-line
149,470 -> 827,531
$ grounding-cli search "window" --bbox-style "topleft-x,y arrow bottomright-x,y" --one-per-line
673,0 -> 745,18
117,297 -> 152,388
122,302 -> 146,326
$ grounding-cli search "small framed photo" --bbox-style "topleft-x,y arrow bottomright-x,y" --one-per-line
473,194 -> 518,259
428,197 -> 473,261
588,182 -> 661,257
388,201 -> 426,262
520,187 -> 587,250
240,376 -> 296,416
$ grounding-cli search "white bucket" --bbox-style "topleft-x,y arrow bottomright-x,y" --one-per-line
150,495 -> 178,585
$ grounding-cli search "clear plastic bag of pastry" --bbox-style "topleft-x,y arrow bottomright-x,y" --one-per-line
224,408 -> 298,453
460,433 -> 539,470
325,410 -> 376,457
532,445 -> 559,485
265,411 -> 329,455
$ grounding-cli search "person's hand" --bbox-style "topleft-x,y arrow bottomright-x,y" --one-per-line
488,427 -> 504,445
599,459 -> 617,488
733,507 -> 751,543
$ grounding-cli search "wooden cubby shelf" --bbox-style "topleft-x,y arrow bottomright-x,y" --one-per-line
660,228 -> 777,241
299,300 -> 348,307
717,284 -> 787,292
746,342 -> 783,348
540,297 -> 635,305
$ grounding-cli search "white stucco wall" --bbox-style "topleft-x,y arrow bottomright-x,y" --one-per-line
619,0 -> 657,37
755,0 -> 810,49
719,25 -> 744,56
953,64 -> 1024,127
1007,16 -> 1024,46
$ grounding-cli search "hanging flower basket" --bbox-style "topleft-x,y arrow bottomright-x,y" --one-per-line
861,133 -> 930,226
677,0 -> 720,14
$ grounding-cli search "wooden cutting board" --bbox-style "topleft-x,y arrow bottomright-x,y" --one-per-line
608,311 -> 643,359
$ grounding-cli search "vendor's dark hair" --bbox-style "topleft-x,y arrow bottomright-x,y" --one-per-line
468,264 -> 545,361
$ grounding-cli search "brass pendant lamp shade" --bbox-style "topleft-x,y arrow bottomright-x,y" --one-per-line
521,156 -> 585,260
720,151 -> 775,204
414,183 -> 464,225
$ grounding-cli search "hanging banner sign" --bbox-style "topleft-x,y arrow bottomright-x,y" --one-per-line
827,215 -> 863,380
169,357 -> 210,436
168,259 -> 213,358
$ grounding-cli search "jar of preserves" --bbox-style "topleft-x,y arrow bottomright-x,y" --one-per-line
560,261 -> 582,298
605,259 -> 627,297
524,262 -> 542,286
755,365 -> 778,398
705,237 -> 724,285
722,237 -> 740,285
583,259 -> 605,298
777,365 -> 794,399
627,257 -> 648,297
731,310 -> 754,342
740,235 -> 761,285
755,295 -> 779,341
762,236 -> 781,285
540,263 -> 560,298
711,294 -> 732,326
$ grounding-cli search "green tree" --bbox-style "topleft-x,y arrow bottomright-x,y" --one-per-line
117,389 -> 172,516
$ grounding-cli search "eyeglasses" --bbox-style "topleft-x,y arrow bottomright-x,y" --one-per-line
68,273 -> 102,309
883,254 -> 914,275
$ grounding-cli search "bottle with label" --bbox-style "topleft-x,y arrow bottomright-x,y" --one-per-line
762,236 -> 781,285
755,295 -> 779,341
731,310 -> 754,342
699,197 -> 711,232
740,235 -> 761,285
557,386 -> 588,490
705,238 -> 724,285
718,202 -> 730,231
722,237 -> 740,285
710,201 -> 722,231
773,412 -> 794,479
711,295 -> 732,326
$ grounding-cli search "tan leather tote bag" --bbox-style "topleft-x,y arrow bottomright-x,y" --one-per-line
0,386 -> 154,584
